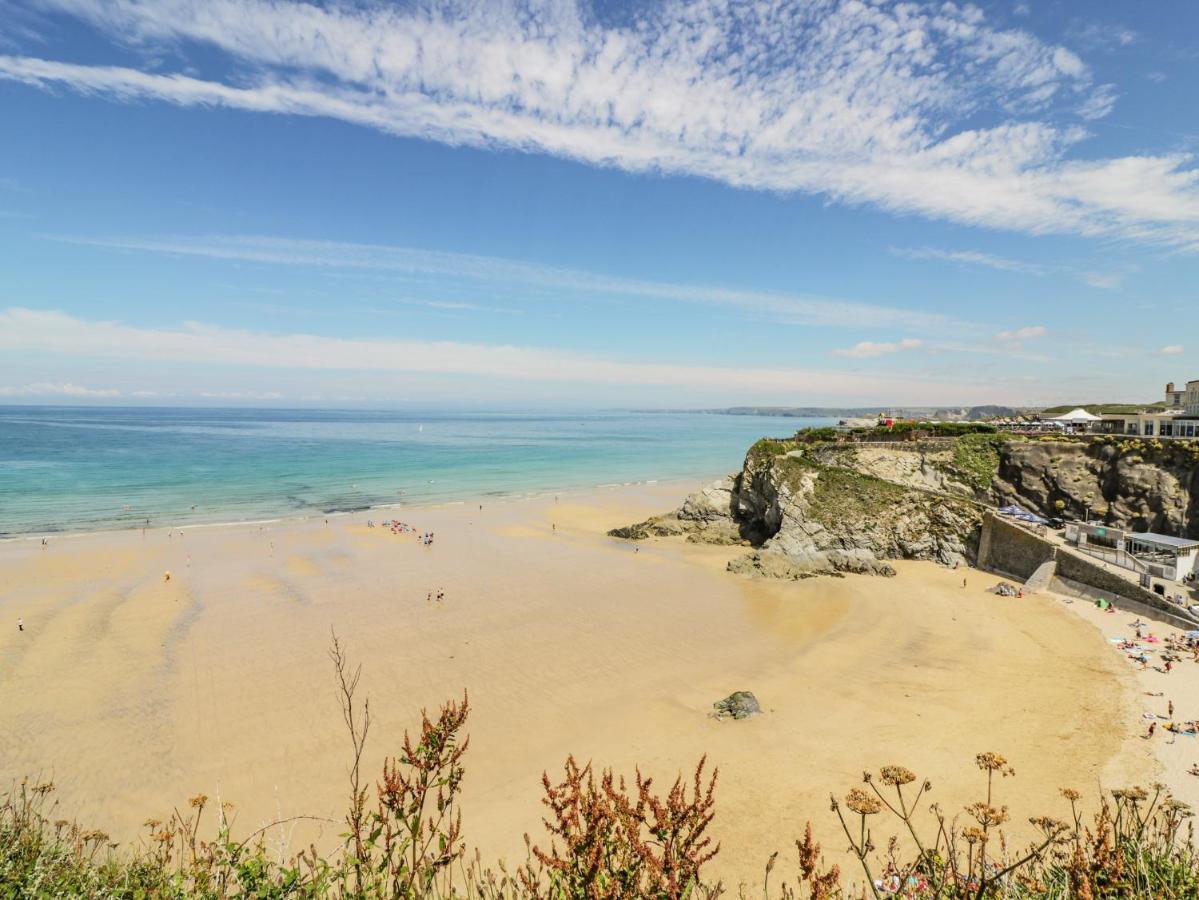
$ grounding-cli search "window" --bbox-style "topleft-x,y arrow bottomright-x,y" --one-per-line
1145,423 -> 1154,436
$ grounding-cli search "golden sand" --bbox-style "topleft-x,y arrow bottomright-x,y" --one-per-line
0,481 -> 1159,886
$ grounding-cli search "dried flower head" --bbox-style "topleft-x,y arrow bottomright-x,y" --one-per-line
1060,788 -> 1081,802
975,752 -> 1009,773
879,765 -> 916,786
966,802 -> 1010,829
962,826 -> 986,844
1029,815 -> 1067,837
188,794 -> 208,808
845,788 -> 882,816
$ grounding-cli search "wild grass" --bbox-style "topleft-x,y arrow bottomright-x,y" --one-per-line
4,635 -> 1197,898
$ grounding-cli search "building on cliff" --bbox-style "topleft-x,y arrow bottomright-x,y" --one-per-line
1065,521 -> 1199,585
1091,379 -> 1199,439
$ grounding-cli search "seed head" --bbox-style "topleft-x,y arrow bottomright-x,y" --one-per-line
880,765 -> 916,786
845,788 -> 882,816
975,752 -> 1008,772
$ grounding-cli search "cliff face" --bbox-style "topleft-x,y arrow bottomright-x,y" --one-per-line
610,434 -> 1199,581
611,440 -> 983,578
991,438 -> 1199,537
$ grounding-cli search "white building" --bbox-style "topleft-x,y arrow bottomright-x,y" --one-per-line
1066,521 -> 1199,583
1091,379 -> 1199,439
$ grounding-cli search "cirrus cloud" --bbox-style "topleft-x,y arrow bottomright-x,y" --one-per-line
3,0 -> 1198,248
0,307 -> 983,403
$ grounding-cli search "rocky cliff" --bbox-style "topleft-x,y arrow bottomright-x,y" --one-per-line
610,433 -> 1199,581
991,437 -> 1199,536
610,439 -> 984,578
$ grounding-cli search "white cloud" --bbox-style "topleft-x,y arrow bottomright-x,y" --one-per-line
1076,83 -> 1117,121
891,246 -> 1047,275
0,380 -> 120,397
832,338 -> 924,359
4,1 -> 1197,246
200,390 -> 284,400
1067,21 -> 1137,51
1161,345 -> 1185,356
997,325 -> 1047,342
46,232 -> 955,331
0,307 -> 953,399
894,244 -> 1129,289
1081,271 -> 1121,290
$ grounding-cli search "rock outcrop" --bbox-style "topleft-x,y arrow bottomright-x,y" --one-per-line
712,691 -> 762,720
611,440 -> 983,579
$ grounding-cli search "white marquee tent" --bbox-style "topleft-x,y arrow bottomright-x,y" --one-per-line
1052,408 -> 1103,424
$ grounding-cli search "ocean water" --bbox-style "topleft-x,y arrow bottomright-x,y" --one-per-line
0,407 -> 833,536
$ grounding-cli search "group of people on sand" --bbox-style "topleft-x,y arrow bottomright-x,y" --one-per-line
368,518 -> 435,545
1119,620 -> 1193,671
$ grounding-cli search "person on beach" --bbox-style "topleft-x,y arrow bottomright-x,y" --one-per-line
1147,721 -> 1157,738
962,577 -> 967,588
1166,660 -> 1174,674
16,617 -> 22,632
1170,700 -> 1175,718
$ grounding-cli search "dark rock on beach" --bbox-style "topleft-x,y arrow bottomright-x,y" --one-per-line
712,691 -> 762,720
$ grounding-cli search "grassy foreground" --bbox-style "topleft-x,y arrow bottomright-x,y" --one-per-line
4,636 -> 1199,899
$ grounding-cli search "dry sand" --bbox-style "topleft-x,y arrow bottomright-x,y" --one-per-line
0,481 -> 1163,886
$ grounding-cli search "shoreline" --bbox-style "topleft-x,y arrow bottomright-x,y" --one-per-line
0,473 -> 721,544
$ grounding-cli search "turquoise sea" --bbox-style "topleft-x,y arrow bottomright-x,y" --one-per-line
0,407 -> 832,537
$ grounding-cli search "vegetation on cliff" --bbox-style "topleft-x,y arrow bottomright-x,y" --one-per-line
947,434 -> 1013,494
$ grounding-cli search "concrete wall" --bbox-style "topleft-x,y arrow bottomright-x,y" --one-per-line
1051,575 -> 1197,631
1053,549 -> 1190,620
979,511 -> 1198,625
977,513 -> 1056,580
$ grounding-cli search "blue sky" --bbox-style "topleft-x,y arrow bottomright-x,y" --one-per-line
1,0 -> 1197,408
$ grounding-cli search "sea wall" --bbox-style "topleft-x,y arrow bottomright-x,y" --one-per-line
976,513 -> 1055,580
1053,549 -> 1191,621
978,513 -> 1198,626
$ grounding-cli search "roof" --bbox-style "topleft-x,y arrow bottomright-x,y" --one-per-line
1128,532 -> 1199,551
1053,408 -> 1102,422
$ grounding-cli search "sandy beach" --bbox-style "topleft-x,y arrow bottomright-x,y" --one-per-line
0,480 -> 1170,886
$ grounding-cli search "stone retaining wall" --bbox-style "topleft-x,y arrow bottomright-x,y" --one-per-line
977,513 -> 1055,580
978,512 -> 1198,626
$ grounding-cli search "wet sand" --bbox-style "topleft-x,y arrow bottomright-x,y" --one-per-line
0,481 -> 1156,886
